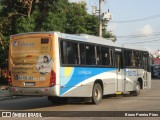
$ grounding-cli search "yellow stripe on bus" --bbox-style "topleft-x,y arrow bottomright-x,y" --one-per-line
116,92 -> 122,95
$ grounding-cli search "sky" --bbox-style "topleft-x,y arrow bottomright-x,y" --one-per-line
69,0 -> 160,53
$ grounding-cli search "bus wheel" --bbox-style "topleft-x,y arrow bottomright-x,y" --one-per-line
92,83 -> 103,104
130,81 -> 140,96
48,96 -> 68,104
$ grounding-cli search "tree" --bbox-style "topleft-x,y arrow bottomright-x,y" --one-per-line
84,14 -> 99,35
38,0 -> 68,32
102,30 -> 117,42
0,33 -> 9,71
65,2 -> 99,35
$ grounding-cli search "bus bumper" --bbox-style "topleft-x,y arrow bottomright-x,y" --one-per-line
8,86 -> 58,96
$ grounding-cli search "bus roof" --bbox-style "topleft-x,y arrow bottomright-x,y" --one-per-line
11,31 -> 148,52
57,32 -> 148,52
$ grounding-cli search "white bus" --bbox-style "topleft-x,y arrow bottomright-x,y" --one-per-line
8,32 -> 151,104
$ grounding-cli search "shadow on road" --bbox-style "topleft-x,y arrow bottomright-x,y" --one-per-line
0,94 -> 128,110
152,78 -> 160,80
0,96 -> 54,110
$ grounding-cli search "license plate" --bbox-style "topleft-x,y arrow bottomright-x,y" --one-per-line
25,82 -> 35,86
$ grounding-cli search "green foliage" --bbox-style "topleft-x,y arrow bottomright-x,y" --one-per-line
0,36 -> 9,68
65,2 -> 99,35
84,15 -> 99,35
15,17 -> 35,33
102,30 -> 117,42
41,12 -> 66,32
66,2 -> 87,34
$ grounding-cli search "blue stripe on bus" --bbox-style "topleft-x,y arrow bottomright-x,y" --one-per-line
60,67 -> 116,95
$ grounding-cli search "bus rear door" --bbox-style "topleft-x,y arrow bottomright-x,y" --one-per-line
115,49 -> 124,93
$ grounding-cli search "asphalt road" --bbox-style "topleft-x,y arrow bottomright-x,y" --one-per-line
0,79 -> 160,120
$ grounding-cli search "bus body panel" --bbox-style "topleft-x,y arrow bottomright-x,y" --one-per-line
9,86 -> 57,96
59,67 -> 117,97
144,71 -> 151,89
124,68 -> 139,92
9,33 -> 59,96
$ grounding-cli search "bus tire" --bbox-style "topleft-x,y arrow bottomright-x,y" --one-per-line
92,83 -> 103,104
130,81 -> 140,96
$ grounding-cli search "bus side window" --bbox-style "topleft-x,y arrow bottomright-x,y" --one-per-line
134,51 -> 142,67
134,51 -> 138,67
60,41 -> 79,65
131,51 -> 136,67
96,46 -> 102,65
124,50 -> 132,67
139,53 -> 142,67
101,47 -> 110,66
80,44 -> 86,64
86,45 -> 96,65
80,44 -> 96,65
142,52 -> 150,71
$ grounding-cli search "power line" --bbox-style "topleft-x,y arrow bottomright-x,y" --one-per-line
111,13 -> 160,23
117,32 -> 160,38
124,38 -> 160,44
146,44 -> 160,46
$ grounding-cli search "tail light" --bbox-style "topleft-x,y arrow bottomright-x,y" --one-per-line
8,71 -> 12,86
50,70 -> 56,87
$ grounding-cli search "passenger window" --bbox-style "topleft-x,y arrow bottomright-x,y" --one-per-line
124,50 -> 132,67
134,51 -> 142,67
60,41 -> 78,64
101,47 -> 110,66
80,44 -> 96,65
96,46 -> 114,66
96,46 -> 102,65
80,44 -> 86,64
142,52 -> 149,71
86,45 -> 95,65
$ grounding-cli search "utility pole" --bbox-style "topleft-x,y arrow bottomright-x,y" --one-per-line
99,0 -> 102,37
92,0 -> 111,38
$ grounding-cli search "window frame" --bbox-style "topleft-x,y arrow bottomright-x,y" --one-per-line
59,38 -> 115,68
123,48 -> 148,69
59,39 -> 79,66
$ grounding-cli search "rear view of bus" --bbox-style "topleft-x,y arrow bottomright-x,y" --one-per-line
8,33 -> 58,96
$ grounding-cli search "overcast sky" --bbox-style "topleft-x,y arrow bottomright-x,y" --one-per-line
70,0 -> 160,53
